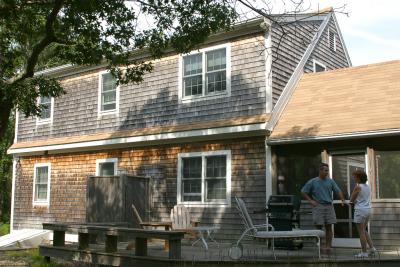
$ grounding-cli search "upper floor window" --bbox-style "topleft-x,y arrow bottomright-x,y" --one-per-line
98,71 -> 119,115
33,163 -> 51,205
313,59 -> 327,73
177,150 -> 231,206
96,158 -> 118,176
36,96 -> 53,125
328,30 -> 337,51
180,43 -> 231,102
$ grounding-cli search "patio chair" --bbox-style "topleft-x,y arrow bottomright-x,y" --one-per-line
170,204 -> 219,250
230,196 -> 325,260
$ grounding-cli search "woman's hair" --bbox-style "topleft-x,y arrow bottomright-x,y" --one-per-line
353,170 -> 368,183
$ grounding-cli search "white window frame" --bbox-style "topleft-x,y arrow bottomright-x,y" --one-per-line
178,43 -> 231,103
36,96 -> 54,125
313,59 -> 327,73
96,158 -> 118,176
32,163 -> 51,206
177,150 -> 231,207
98,70 -> 120,116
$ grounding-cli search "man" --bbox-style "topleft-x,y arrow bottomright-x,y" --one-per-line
301,163 -> 345,253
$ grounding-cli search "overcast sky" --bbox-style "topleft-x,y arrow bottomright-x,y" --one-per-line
289,0 -> 400,66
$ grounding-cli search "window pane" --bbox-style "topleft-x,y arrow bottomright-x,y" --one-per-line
376,151 -> 400,199
315,63 -> 326,72
183,54 -> 202,76
99,162 -> 115,176
101,73 -> 117,111
183,180 -> 202,194
206,156 -> 226,178
183,195 -> 202,201
206,71 -> 226,93
182,157 -> 202,178
184,75 -> 203,96
206,179 -> 226,200
36,167 -> 48,184
40,104 -> 51,119
36,184 -> 48,200
206,49 -> 226,72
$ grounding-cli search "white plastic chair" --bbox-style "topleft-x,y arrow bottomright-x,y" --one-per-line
230,196 -> 325,260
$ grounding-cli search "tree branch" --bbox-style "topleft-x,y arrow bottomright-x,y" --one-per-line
11,0 -> 65,84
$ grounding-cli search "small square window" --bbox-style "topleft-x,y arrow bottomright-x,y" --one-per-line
96,158 -> 118,176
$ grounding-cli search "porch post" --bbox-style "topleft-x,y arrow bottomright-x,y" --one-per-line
265,141 -> 272,202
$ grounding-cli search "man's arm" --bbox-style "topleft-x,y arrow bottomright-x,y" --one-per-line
302,192 -> 319,207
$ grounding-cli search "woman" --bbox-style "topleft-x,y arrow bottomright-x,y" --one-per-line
350,170 -> 377,258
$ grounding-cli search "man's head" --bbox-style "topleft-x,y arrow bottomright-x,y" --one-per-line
318,163 -> 329,179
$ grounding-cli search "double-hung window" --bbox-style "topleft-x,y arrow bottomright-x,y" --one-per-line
36,96 -> 53,125
180,44 -> 231,101
98,71 -> 119,115
178,150 -> 231,206
96,158 -> 118,176
33,163 -> 51,205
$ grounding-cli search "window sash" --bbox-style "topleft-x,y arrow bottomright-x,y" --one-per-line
34,166 -> 49,202
101,73 -> 117,111
180,154 -> 227,203
182,47 -> 227,98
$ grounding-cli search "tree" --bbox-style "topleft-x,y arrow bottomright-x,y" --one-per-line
0,113 -> 13,222
0,0 -> 237,139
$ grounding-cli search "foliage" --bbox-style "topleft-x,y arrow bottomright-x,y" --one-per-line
0,113 -> 13,223
0,222 -> 9,236
0,0 -> 237,138
5,249 -> 64,267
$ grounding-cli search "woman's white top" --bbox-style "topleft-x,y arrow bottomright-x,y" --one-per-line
355,183 -> 371,210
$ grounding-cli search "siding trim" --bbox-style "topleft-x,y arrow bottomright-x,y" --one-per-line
8,122 -> 266,155
14,110 -> 19,143
10,157 -> 17,232
264,21 -> 273,113
266,12 -> 332,132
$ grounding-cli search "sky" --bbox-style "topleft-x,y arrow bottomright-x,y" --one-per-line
265,0 -> 400,66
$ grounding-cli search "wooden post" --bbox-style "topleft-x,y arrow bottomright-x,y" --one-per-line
53,230 -> 65,247
168,239 -> 181,259
105,235 -> 118,253
135,237 -> 147,256
78,233 -> 90,250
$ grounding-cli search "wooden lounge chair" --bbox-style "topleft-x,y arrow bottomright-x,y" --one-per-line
229,196 -> 325,260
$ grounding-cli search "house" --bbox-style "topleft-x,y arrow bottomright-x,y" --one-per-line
7,8 -> 350,242
267,60 -> 400,249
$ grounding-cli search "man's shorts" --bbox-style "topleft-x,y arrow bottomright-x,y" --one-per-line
312,204 -> 337,225
354,208 -> 371,224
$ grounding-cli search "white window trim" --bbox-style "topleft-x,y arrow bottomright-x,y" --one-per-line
36,97 -> 54,125
177,150 -> 231,207
32,163 -> 51,206
96,158 -> 118,176
97,70 -> 120,117
313,59 -> 327,73
178,43 -> 231,103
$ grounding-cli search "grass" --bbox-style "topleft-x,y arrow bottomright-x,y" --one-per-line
0,222 -> 9,236
5,249 -> 69,267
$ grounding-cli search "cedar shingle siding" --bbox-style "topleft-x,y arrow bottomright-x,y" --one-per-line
13,137 -> 266,242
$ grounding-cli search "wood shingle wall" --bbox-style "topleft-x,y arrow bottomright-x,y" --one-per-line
17,33 -> 267,142
13,137 -> 266,242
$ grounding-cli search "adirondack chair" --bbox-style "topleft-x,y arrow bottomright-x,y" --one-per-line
170,204 -> 196,230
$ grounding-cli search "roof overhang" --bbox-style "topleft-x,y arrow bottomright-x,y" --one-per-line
9,122 -> 267,156
267,128 -> 400,145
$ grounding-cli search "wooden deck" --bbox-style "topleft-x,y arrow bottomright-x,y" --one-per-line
40,240 -> 400,267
